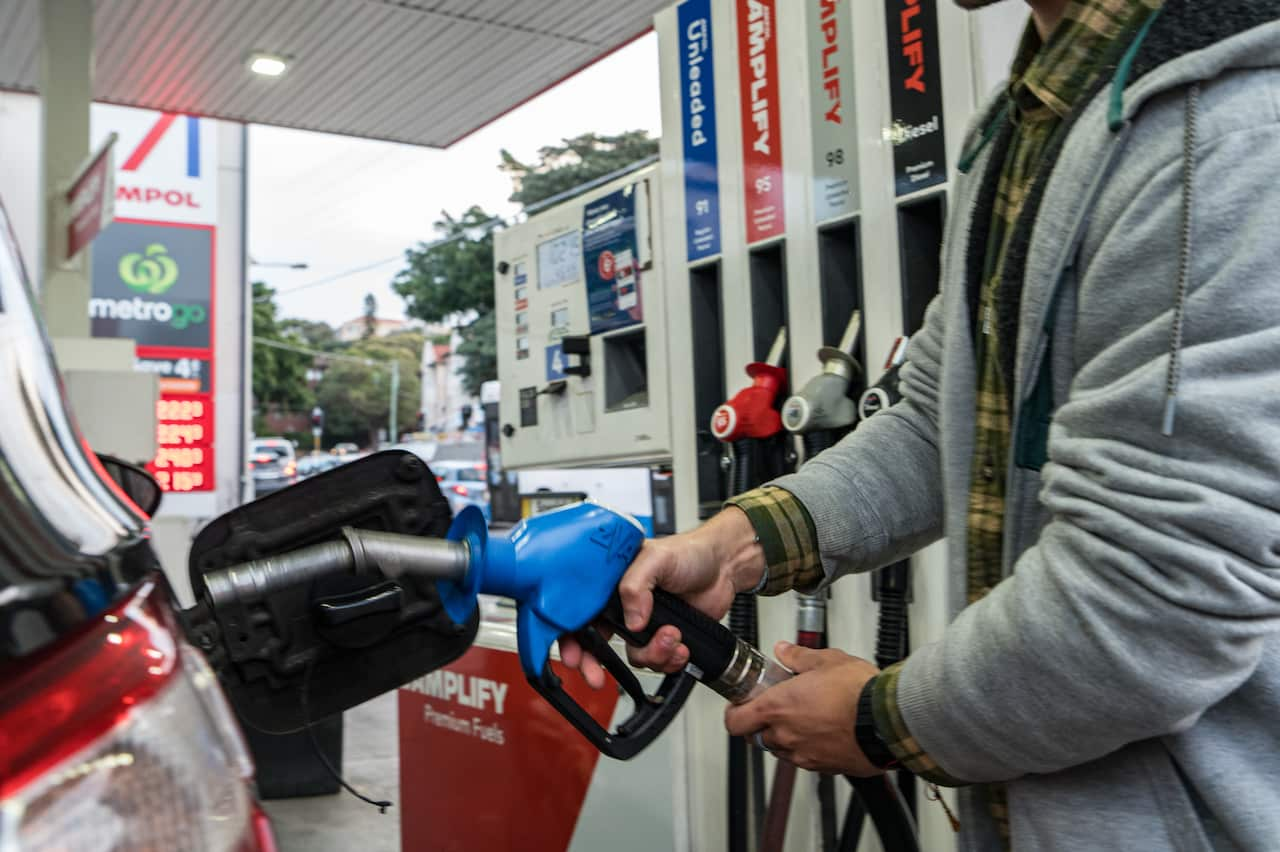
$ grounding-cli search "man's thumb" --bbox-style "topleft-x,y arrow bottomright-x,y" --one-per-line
775,640 -> 823,673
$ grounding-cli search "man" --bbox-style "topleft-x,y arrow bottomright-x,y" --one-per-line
563,0 -> 1280,848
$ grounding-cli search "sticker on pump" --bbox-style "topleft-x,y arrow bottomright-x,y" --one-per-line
711,404 -> 737,440
615,249 -> 637,311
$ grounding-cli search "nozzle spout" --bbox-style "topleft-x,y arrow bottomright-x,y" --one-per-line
202,529 -> 470,609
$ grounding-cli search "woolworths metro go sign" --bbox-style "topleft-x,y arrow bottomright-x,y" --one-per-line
90,220 -> 213,349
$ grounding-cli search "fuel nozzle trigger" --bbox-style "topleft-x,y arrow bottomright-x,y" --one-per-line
437,502 -> 700,760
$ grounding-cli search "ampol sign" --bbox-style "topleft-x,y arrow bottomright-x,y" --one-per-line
92,105 -> 218,227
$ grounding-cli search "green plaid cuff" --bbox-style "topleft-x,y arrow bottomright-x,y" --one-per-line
872,662 -> 967,787
724,487 -> 823,596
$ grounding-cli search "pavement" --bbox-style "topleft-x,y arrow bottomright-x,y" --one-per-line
260,692 -> 402,852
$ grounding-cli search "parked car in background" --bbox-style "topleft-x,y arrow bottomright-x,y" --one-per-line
250,438 -> 297,497
433,460 -> 490,520
331,442 -> 360,456
297,453 -> 344,479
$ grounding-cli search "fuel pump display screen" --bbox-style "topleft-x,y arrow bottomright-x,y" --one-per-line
537,232 -> 581,289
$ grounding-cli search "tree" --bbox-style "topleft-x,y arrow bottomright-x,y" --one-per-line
392,207 -> 498,397
499,130 -> 659,208
315,332 -> 423,447
362,292 -> 377,339
279,318 -> 339,351
393,207 -> 497,322
252,281 -> 312,413
454,312 -> 497,399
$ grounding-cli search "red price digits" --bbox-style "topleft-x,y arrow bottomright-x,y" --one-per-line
156,398 -> 206,421
153,470 -> 205,492
154,447 -> 205,469
157,423 -> 205,445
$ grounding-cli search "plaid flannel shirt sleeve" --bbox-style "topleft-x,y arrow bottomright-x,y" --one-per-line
873,662 -> 968,786
723,486 -> 823,596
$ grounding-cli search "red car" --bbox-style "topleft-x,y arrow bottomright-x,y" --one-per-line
0,201 -> 275,851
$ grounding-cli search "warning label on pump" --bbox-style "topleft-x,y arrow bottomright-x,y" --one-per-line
582,186 -> 642,334
809,0 -> 859,221
738,0 -> 785,243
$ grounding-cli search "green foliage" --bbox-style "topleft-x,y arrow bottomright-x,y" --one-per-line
392,206 -> 497,324
455,311 -> 497,398
499,130 -> 659,208
279,318 -> 339,351
362,292 -> 377,339
315,332 -> 423,446
252,281 -> 312,412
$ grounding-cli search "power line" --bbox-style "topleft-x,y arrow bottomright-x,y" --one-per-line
266,215 -> 508,301
254,335 -> 390,367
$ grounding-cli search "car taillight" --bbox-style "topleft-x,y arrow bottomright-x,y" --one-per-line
451,484 -> 468,497
0,579 -> 271,851
283,461 -> 297,478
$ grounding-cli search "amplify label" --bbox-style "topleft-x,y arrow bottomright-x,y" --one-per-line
679,0 -> 722,260
737,0 -> 785,243
399,647 -> 619,852
809,0 -> 860,222
884,0 -> 947,196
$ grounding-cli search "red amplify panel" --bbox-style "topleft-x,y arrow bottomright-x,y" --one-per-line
398,647 -> 620,852
737,0 -> 786,243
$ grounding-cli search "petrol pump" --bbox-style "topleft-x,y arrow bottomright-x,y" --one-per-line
655,0 -> 1028,850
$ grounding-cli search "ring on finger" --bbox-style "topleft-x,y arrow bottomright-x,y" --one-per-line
753,731 -> 773,754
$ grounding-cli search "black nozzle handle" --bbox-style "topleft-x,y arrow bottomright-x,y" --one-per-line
601,588 -> 739,685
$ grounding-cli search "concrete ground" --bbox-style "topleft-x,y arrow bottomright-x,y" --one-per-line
261,692 -> 401,852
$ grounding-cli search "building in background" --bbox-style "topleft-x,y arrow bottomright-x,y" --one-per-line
420,326 -> 481,434
335,315 -> 412,342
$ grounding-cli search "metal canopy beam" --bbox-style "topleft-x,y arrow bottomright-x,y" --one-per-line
0,0 -> 662,147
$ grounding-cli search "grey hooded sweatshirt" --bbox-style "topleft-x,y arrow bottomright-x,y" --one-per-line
770,4 -> 1280,850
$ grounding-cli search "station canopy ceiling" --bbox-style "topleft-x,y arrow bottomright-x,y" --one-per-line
0,0 -> 665,147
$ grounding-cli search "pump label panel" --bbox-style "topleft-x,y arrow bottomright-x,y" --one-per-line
809,0 -> 860,222
885,0 -> 947,196
737,0 -> 786,243
679,0 -> 723,260
582,186 -> 643,334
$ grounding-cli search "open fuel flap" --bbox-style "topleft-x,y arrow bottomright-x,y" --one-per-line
179,451 -> 479,734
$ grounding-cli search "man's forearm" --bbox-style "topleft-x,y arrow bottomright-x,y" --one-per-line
694,503 -> 768,593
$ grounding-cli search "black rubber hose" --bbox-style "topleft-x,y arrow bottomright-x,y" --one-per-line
837,786 -> 866,852
845,775 -> 920,852
802,430 -> 835,462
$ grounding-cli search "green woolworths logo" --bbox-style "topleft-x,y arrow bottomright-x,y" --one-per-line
119,243 -> 179,295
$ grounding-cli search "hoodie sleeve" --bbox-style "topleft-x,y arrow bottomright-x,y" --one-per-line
763,291 -> 948,581
891,111 -> 1280,783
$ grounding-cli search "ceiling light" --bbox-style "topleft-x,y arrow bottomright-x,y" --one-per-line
248,53 -> 289,77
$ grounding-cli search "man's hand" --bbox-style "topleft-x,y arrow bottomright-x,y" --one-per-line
725,642 -> 883,776
559,507 -> 765,688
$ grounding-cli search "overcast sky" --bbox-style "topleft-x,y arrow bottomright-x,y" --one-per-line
247,33 -> 662,328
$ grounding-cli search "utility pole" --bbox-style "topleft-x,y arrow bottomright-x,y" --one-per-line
389,358 -> 400,445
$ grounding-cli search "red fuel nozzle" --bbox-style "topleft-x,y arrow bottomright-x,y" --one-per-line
710,328 -> 789,442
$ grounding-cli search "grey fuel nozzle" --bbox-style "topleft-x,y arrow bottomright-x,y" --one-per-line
780,310 -> 864,434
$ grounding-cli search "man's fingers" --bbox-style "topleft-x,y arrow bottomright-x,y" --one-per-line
559,637 -> 582,669
625,626 -> 689,673
724,697 -> 772,737
580,651 -> 607,690
775,641 -> 827,673
617,543 -> 667,631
